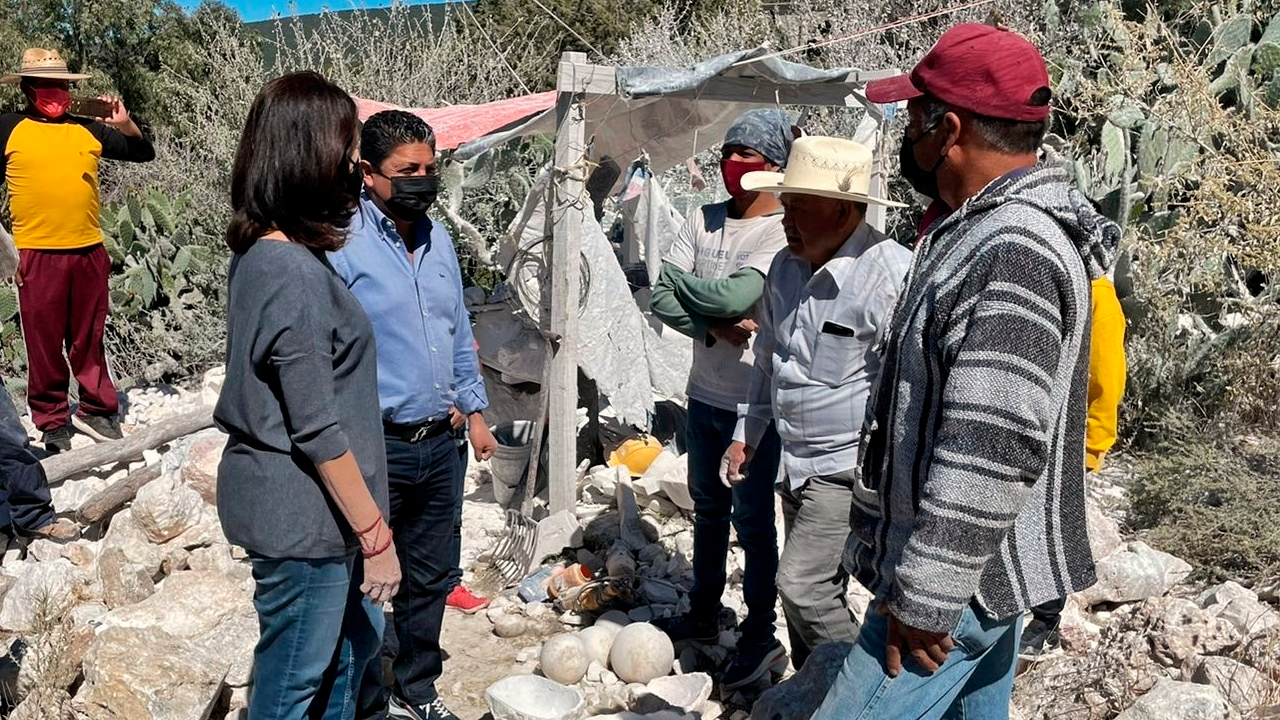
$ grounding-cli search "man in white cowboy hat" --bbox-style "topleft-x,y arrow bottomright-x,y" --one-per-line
721,135 -> 910,671
0,48 -> 154,454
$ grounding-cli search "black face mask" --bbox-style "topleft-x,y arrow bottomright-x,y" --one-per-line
899,122 -> 946,201
384,174 -> 439,222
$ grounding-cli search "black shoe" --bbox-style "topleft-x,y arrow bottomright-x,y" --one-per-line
1018,617 -> 1061,659
722,637 -> 787,691
652,613 -> 719,643
388,696 -> 459,720
72,414 -> 123,442
42,426 -> 72,454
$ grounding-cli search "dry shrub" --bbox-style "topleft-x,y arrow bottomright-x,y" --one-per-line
1129,435 -> 1280,586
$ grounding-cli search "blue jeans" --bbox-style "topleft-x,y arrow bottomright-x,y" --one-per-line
686,398 -> 781,648
248,554 -> 384,720
811,604 -> 1022,720
359,432 -> 462,713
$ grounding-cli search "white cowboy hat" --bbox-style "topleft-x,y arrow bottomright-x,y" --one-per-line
0,48 -> 92,84
741,136 -> 905,207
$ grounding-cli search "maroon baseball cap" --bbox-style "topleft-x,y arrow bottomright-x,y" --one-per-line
865,23 -> 1051,122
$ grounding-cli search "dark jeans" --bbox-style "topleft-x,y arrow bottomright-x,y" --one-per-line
359,432 -> 462,713
0,388 -> 56,535
448,433 -> 466,591
17,246 -> 118,431
686,398 -> 781,648
248,554 -> 383,720
1031,597 -> 1067,624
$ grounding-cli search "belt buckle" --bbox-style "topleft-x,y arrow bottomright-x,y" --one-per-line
410,423 -> 432,443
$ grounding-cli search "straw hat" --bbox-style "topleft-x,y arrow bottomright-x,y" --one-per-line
741,136 -> 904,207
0,48 -> 91,85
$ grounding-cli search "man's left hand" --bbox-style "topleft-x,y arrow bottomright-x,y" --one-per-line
881,605 -> 954,677
447,406 -> 466,429
469,417 -> 498,461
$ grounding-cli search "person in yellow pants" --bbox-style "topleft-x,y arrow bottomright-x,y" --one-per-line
1019,275 -> 1127,658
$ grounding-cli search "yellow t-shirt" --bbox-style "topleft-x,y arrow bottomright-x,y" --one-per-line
1,111 -> 155,250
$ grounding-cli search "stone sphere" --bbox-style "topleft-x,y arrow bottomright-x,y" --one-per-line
540,633 -> 590,685
608,622 -> 674,683
594,609 -> 632,638
577,626 -> 615,668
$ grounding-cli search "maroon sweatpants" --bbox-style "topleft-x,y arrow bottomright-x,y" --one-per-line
17,244 -> 119,432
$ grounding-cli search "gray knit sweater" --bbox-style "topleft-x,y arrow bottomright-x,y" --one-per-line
845,164 -> 1118,633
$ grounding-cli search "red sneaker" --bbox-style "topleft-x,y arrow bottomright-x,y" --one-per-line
446,585 -> 490,614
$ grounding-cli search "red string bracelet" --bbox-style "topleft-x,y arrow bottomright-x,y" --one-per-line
353,516 -> 382,537
363,528 -> 394,559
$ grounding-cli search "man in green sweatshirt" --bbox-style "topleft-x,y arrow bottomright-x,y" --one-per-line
649,109 -> 795,690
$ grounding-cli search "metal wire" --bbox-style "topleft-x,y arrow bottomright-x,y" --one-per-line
505,236 -> 592,321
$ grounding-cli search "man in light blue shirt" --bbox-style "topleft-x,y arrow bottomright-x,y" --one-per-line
331,110 -> 496,720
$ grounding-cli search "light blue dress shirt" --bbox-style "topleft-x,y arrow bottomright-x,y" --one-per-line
733,223 -> 911,486
329,195 -> 488,425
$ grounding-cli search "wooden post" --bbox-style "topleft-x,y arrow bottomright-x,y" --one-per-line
545,51 -> 588,515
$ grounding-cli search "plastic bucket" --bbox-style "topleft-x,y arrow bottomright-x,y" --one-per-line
490,421 -> 535,506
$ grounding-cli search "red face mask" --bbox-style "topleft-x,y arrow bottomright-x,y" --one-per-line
31,86 -> 71,118
720,158 -> 767,198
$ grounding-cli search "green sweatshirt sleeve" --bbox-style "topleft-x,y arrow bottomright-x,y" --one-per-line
650,262 -> 711,342
671,267 -> 767,319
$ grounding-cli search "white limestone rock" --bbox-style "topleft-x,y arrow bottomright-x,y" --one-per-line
1113,678 -> 1230,720
132,473 -> 205,544
609,622 -> 674,684
0,559 -> 78,633
541,633 -> 591,685
76,625 -> 227,720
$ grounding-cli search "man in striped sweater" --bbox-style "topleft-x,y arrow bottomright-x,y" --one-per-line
811,24 -> 1117,719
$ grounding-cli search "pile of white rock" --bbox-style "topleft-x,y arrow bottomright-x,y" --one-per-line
0,368 -> 258,720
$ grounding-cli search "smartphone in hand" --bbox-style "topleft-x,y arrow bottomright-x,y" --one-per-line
69,97 -> 114,119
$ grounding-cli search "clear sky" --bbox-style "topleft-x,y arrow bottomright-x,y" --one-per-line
184,0 -> 453,23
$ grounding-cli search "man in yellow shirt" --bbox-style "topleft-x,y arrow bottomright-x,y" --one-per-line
0,48 -> 155,453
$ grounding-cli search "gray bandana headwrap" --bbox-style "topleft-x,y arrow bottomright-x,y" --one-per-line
723,109 -> 795,168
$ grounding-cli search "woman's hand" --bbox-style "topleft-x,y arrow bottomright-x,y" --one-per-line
362,537 -> 401,605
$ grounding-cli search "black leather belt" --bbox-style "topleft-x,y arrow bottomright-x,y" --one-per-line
383,417 -> 452,443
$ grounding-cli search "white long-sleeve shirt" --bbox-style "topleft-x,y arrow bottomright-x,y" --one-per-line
733,223 -> 911,487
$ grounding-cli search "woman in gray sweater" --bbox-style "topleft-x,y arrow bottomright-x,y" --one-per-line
214,71 -> 400,720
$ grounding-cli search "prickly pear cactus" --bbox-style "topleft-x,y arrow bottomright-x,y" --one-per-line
1253,42 -> 1280,76
1207,15 -> 1256,68
0,286 -> 17,323
1210,45 -> 1256,95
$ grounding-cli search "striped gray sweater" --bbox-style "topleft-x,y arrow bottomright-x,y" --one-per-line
845,164 -> 1118,633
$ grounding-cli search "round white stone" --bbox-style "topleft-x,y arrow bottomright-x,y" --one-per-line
594,609 -> 632,638
578,625 -> 615,668
608,622 -> 674,684
540,633 -> 590,685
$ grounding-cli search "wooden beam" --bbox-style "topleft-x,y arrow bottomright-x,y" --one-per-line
40,406 -> 214,483
660,77 -> 863,107
76,464 -> 163,525
556,60 -> 617,96
545,51 -> 589,515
